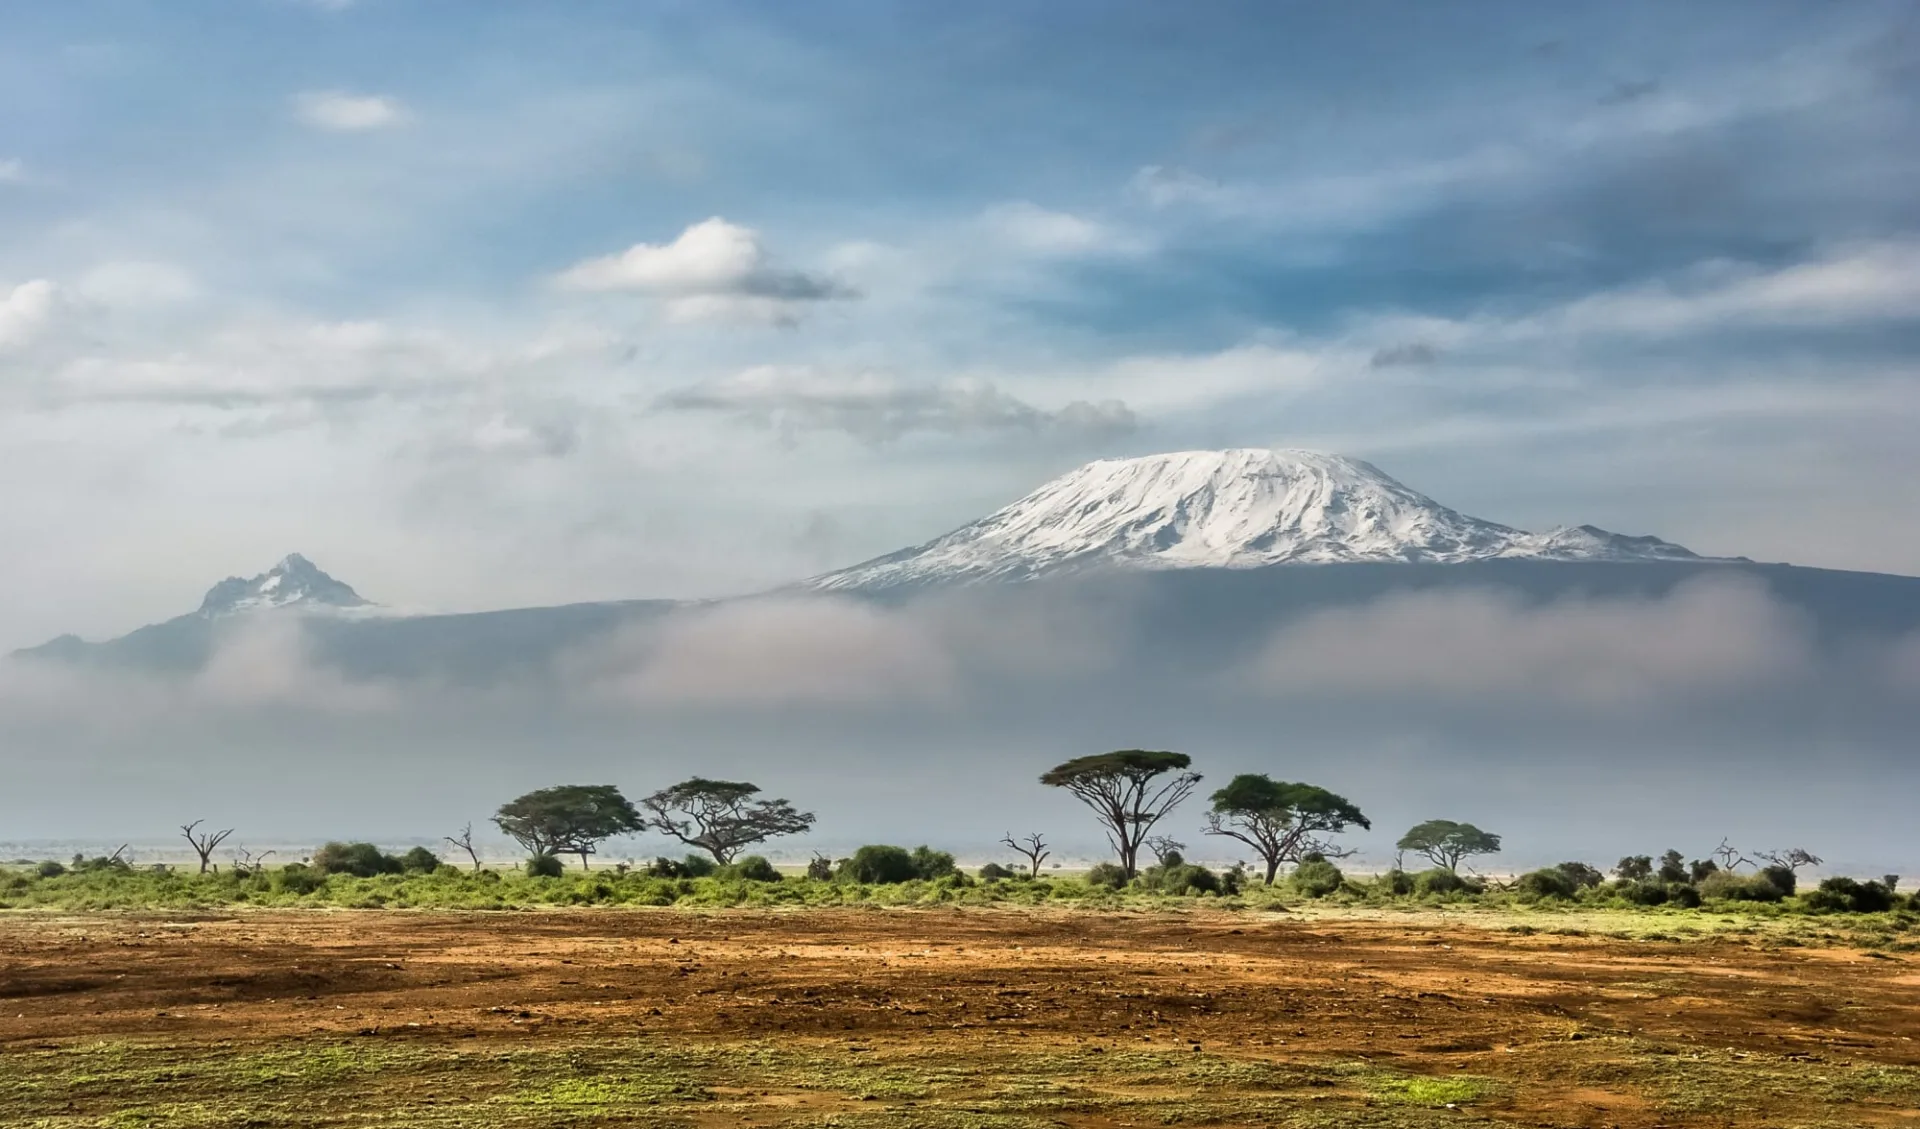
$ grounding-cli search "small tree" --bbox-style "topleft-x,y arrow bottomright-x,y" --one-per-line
1396,820 -> 1500,874
1614,855 -> 1653,881
639,779 -> 815,865
444,824 -> 483,872
1755,847 -> 1822,875
180,820 -> 233,874
1202,775 -> 1370,885
1040,750 -> 1201,879
494,784 -> 641,870
1001,832 -> 1051,879
1655,849 -> 1688,884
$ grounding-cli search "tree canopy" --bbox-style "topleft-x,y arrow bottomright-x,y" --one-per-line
494,784 -> 641,868
1203,774 -> 1369,885
639,778 -> 815,864
1040,750 -> 1201,878
1396,819 -> 1501,873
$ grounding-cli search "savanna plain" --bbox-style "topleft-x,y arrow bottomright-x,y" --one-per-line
4,901 -> 1919,1129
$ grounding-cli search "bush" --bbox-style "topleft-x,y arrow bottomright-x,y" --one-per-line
645,854 -> 718,879
1667,882 -> 1703,909
272,863 -> 325,895
34,860 -> 66,879
1515,868 -> 1579,900
310,842 -> 404,879
1805,876 -> 1897,914
806,854 -> 834,881
1699,870 -> 1788,903
1142,860 -> 1221,895
1084,862 -> 1130,890
1379,869 -> 1415,896
909,845 -> 958,881
978,862 -> 1015,881
1290,858 -> 1345,898
720,855 -> 782,882
1760,865 -> 1798,896
525,853 -> 565,878
1614,879 -> 1668,906
1413,868 -> 1475,896
1555,862 -> 1605,889
838,845 -> 919,885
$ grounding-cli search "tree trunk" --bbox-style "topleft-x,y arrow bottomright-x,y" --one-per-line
1264,857 -> 1280,885
578,850 -> 590,870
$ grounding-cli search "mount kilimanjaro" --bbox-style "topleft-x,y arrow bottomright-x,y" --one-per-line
15,448 -> 1919,678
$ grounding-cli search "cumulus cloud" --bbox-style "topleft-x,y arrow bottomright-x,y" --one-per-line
74,261 -> 200,307
0,280 -> 56,350
1249,575 -> 1813,708
294,90 -> 406,132
655,366 -> 1137,443
555,217 -> 854,324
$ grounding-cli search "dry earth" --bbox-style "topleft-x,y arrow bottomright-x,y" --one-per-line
2,907 -> 1917,1127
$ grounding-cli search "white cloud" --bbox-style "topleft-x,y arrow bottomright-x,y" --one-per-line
0,280 -> 57,350
656,365 -> 1136,443
554,217 -> 852,324
295,90 -> 406,132
75,261 -> 200,307
978,202 -> 1123,256
1250,576 -> 1812,708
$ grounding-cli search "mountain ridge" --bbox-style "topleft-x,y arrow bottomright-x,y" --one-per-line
808,448 -> 1712,590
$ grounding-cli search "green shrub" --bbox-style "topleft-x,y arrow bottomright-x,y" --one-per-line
399,846 -> 441,874
34,860 -> 66,879
644,855 -> 717,879
1290,858 -> 1345,898
909,845 -> 958,880
310,842 -> 404,878
978,862 -> 1015,881
272,863 -> 325,895
1614,879 -> 1667,906
1413,868 -> 1475,896
1379,869 -> 1414,896
1555,861 -> 1605,888
1760,865 -> 1798,896
720,855 -> 782,882
838,845 -> 919,885
1515,868 -> 1579,900
1084,862 -> 1129,890
1143,860 -> 1221,895
1667,882 -> 1703,908
1804,876 -> 1897,913
1699,870 -> 1787,903
805,854 -> 834,881
525,853 -> 565,878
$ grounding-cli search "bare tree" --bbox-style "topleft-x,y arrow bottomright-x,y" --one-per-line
1755,847 -> 1823,874
180,820 -> 234,874
1711,837 -> 1752,872
1001,832 -> 1051,879
444,823 -> 483,872
1145,835 -> 1186,867
231,847 -> 275,877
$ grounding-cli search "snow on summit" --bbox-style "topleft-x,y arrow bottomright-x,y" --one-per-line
195,553 -> 372,616
810,448 -> 1703,589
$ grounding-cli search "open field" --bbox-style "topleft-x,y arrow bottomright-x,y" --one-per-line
3,906 -> 1918,1128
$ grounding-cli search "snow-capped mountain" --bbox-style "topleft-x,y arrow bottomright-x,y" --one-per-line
196,553 -> 371,616
810,448 -> 1706,590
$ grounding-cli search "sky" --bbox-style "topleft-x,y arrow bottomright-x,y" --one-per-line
2,1 -> 1917,649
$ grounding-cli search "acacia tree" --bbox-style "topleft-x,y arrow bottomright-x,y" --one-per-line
493,785 -> 641,870
1203,775 -> 1370,885
639,779 -> 815,865
1040,750 -> 1201,879
1396,820 -> 1501,874
180,820 -> 233,874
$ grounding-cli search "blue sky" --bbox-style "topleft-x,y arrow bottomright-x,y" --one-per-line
3,0 -> 1918,646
